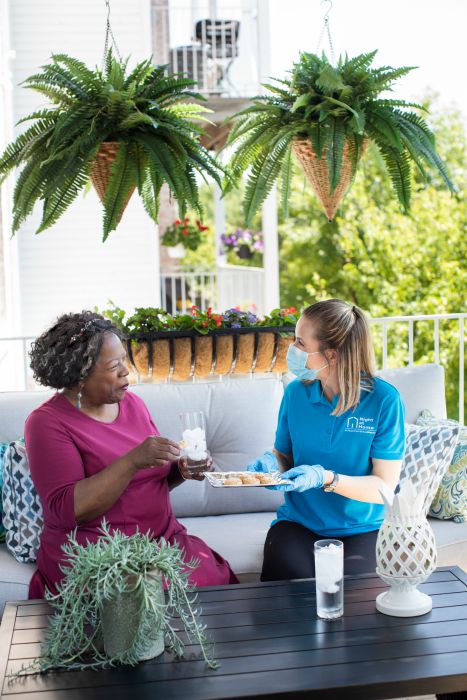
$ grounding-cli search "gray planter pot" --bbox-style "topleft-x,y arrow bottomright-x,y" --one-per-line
100,569 -> 165,661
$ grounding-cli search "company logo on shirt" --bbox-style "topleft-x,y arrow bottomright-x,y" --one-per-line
344,416 -> 376,434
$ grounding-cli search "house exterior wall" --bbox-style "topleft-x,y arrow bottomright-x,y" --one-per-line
6,0 -> 161,336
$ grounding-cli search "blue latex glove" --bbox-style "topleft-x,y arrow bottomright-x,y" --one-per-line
269,464 -> 326,492
246,450 -> 279,473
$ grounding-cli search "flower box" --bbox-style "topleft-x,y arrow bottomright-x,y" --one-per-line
125,327 -> 294,382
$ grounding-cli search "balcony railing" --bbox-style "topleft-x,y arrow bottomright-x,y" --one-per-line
0,313 -> 465,422
167,3 -> 260,97
160,264 -> 264,315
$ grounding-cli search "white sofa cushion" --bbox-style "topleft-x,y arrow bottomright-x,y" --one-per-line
377,364 -> 447,423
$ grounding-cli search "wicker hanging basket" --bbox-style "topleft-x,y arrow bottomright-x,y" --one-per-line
91,141 -> 136,220
292,137 -> 365,221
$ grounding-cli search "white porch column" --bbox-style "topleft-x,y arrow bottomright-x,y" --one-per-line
150,0 -> 172,307
257,0 -> 280,312
262,186 -> 280,311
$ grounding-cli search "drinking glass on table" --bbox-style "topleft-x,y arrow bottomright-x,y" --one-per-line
178,411 -> 212,480
314,539 -> 344,619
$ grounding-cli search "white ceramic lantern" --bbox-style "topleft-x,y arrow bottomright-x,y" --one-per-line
376,482 -> 437,617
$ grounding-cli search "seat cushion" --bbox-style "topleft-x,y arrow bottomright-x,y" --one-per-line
0,543 -> 36,617
377,364 -> 447,423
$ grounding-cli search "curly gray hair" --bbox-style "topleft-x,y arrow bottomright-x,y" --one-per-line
29,311 -> 123,389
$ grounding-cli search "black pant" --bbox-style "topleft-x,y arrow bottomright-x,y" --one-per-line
261,520 -> 379,581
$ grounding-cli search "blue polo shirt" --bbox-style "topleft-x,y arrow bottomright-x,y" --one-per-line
273,377 -> 405,537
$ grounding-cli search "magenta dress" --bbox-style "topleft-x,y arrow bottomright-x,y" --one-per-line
25,391 -> 237,598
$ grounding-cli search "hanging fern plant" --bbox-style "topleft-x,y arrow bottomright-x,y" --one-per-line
0,51 -> 224,240
225,51 -> 456,222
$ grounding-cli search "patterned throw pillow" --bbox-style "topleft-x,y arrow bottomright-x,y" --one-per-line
0,442 -> 8,542
416,410 -> 467,522
400,423 -> 459,515
2,439 -> 44,563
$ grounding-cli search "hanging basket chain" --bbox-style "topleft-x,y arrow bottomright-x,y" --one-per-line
102,0 -> 122,68
315,0 -> 335,65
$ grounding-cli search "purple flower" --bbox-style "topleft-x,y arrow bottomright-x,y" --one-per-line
247,313 -> 258,323
231,322 -> 241,328
253,240 -> 263,250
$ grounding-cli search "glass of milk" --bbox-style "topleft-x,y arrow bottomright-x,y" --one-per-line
314,539 -> 344,619
179,412 -> 210,476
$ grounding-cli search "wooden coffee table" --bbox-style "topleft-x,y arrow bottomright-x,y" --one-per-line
1,566 -> 467,700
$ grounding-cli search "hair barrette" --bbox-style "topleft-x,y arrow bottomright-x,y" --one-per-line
69,319 -> 94,345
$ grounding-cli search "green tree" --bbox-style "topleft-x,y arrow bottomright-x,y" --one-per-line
278,102 -> 466,419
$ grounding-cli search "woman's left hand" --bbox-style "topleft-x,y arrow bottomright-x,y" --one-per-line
178,455 -> 214,481
269,464 -> 325,492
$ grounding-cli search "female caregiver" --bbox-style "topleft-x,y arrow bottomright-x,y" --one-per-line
25,311 -> 237,597
248,299 -> 405,580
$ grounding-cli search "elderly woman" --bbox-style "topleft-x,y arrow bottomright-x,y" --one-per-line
26,311 -> 238,598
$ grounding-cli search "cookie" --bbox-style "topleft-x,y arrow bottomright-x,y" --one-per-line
223,477 -> 242,485
258,473 -> 276,484
240,475 -> 260,485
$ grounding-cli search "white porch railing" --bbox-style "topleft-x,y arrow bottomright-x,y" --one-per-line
0,313 -> 465,422
160,265 -> 265,315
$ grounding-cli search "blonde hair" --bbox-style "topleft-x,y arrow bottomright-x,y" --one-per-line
302,299 -> 376,416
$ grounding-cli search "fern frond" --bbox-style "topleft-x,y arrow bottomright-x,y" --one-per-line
0,120 -> 55,183
22,81 -> 76,106
141,162 -> 162,221
326,118 -> 346,192
366,106 -> 403,151
16,109 -> 59,125
243,132 -> 295,226
119,113 -> 156,130
280,148 -> 293,217
393,112 -> 455,191
133,133 -> 188,205
307,122 -> 329,161
165,103 -> 213,122
50,54 -> 101,90
12,161 -> 45,232
102,143 -> 137,240
36,160 -> 90,233
374,140 -> 412,211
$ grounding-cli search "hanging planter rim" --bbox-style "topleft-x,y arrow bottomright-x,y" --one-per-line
125,325 -> 296,341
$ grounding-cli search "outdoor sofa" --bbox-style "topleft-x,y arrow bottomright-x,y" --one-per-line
1,363 -> 466,617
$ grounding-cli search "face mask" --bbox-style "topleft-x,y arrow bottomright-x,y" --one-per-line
286,344 -> 328,381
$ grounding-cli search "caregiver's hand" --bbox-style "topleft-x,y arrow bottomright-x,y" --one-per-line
246,450 -> 279,473
269,464 -> 325,492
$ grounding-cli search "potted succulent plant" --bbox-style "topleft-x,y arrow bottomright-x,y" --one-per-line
13,521 -> 217,676
0,51 -> 224,240
225,50 -> 455,222
102,303 -> 297,381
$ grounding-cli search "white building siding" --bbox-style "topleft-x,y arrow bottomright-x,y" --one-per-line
8,0 -> 161,336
